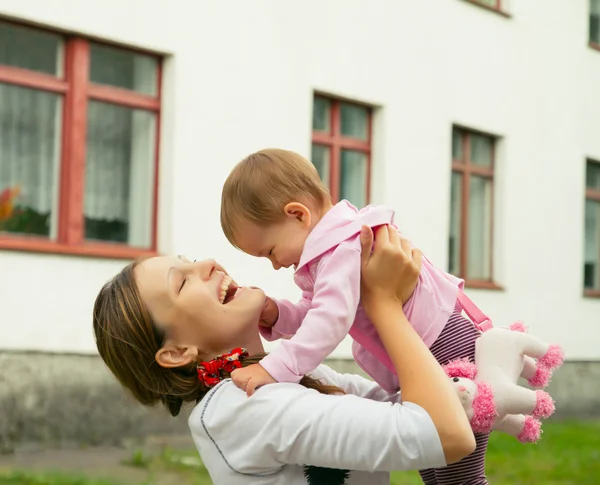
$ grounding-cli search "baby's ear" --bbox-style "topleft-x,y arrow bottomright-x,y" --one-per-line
284,202 -> 311,226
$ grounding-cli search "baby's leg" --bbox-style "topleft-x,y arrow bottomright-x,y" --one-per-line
429,311 -> 480,366
433,432 -> 489,485
418,468 -> 438,484
419,311 -> 486,484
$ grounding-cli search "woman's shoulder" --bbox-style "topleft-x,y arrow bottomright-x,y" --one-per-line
189,364 -> 394,440
188,378 -> 318,477
190,377 -> 318,431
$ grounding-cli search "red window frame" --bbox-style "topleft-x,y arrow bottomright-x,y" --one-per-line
585,159 -> 600,298
0,21 -> 161,259
461,0 -> 510,17
312,95 -> 372,204
451,127 -> 501,290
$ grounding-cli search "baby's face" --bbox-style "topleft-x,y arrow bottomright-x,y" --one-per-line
235,217 -> 311,270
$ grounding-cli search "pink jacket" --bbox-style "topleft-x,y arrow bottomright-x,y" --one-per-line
259,201 -> 464,392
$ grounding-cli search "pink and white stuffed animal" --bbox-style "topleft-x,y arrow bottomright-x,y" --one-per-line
443,322 -> 564,443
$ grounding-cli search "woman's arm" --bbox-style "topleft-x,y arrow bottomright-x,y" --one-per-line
311,364 -> 400,404
191,381 -> 446,474
359,226 -> 476,464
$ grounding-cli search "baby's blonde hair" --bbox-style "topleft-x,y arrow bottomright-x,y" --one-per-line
221,148 -> 331,247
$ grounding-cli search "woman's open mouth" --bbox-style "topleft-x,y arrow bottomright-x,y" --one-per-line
219,275 -> 239,304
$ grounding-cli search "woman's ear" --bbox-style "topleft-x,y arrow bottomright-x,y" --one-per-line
155,344 -> 199,369
284,202 -> 311,227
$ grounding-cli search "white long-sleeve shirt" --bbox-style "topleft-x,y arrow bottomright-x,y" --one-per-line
188,365 -> 446,485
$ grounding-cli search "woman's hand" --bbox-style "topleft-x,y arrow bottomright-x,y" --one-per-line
360,225 -> 422,318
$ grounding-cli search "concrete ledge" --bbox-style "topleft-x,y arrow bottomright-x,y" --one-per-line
0,352 -> 598,452
0,352 -> 190,453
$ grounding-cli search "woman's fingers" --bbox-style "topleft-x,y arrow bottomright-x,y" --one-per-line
373,225 -> 390,252
388,224 -> 400,247
412,248 -> 423,270
359,225 -> 374,268
363,225 -> 421,276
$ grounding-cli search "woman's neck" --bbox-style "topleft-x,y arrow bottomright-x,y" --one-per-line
243,329 -> 265,356
211,329 -> 264,359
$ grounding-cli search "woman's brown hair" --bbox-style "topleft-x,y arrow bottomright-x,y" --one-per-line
93,261 -> 341,417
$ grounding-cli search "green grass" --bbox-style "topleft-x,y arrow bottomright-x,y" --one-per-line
0,472 -> 123,485
1,421 -> 598,485
391,420 -> 600,484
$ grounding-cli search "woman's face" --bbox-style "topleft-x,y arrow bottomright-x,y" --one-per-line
135,256 -> 266,358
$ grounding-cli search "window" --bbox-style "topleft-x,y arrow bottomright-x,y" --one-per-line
590,0 -> 600,47
449,127 -> 498,287
460,0 -> 509,16
473,0 -> 501,8
311,96 -> 372,208
584,160 -> 600,296
0,20 -> 161,258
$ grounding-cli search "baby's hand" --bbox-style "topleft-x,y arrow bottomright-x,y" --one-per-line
231,363 -> 277,396
259,297 -> 279,328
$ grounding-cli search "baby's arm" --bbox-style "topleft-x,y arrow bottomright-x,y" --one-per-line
258,292 -> 312,341
259,241 -> 362,383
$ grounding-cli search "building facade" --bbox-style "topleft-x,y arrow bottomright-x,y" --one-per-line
0,0 -> 599,447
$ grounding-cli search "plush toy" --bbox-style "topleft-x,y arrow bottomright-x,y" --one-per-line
443,322 -> 564,443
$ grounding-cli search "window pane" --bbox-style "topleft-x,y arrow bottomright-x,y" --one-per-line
85,102 -> 156,247
449,172 -> 463,275
311,144 -> 330,188
0,22 -> 62,76
313,97 -> 331,132
0,84 -> 61,238
592,3 -> 600,45
340,103 -> 369,140
452,128 -> 463,162
90,44 -> 158,96
470,133 -> 493,167
586,161 -> 600,190
467,176 -> 492,280
340,150 -> 367,207
584,199 -> 600,290
475,0 -> 498,7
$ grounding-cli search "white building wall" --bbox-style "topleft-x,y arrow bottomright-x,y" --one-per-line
0,0 -> 598,358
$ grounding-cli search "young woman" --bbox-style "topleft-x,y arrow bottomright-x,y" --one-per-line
93,226 -> 475,485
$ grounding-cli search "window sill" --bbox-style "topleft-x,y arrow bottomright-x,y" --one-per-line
460,0 -> 512,18
464,280 -> 504,291
589,42 -> 600,53
0,236 -> 157,260
584,289 -> 600,299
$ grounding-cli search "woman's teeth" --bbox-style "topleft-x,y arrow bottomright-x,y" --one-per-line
220,275 -> 232,303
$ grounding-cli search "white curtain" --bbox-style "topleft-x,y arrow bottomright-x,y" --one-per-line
584,200 -> 600,289
467,176 -> 492,280
0,83 -> 61,237
84,102 -> 155,248
449,172 -> 463,275
84,45 -> 157,247
311,144 -> 330,188
340,150 -> 367,208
